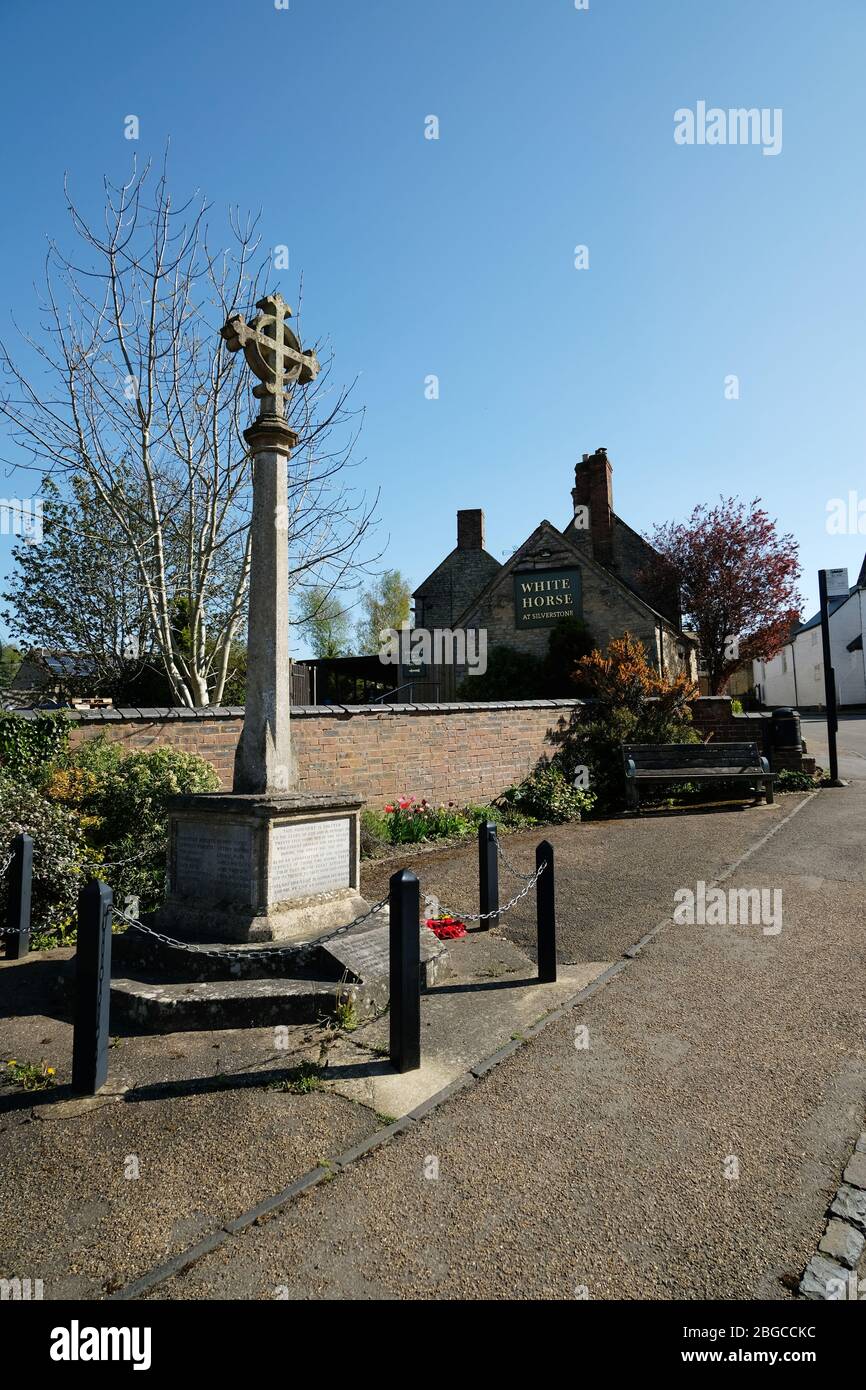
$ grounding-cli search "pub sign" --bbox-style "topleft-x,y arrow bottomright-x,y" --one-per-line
513,568 -> 582,629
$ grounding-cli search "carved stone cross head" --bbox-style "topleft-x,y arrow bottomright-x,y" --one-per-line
220,293 -> 319,417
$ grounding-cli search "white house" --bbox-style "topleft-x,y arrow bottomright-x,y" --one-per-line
754,557 -> 866,709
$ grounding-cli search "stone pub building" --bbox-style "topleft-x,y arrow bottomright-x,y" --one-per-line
409,448 -> 698,698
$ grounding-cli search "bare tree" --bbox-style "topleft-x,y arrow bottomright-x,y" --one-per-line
0,159 -> 378,706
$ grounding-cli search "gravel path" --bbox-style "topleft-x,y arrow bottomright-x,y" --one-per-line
0,1015 -> 377,1299
149,785 -> 866,1300
361,800 -> 803,964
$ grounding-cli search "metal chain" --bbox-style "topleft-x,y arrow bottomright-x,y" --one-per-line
437,858 -> 546,924
89,846 -> 158,870
495,836 -> 536,881
111,895 -> 389,961
315,896 -> 389,944
113,909 -> 284,962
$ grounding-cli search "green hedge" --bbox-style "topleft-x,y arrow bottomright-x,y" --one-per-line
0,774 -> 84,943
0,712 -> 69,786
0,720 -> 221,946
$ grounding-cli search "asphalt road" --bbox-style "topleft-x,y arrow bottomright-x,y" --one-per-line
361,799 -> 796,968
148,783 -> 866,1301
801,713 -> 866,782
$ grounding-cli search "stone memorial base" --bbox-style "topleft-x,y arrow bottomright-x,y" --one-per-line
156,792 -> 367,943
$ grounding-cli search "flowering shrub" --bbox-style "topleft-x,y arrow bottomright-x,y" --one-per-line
0,773 -> 85,943
382,797 -> 474,844
551,633 -> 699,811
44,737 -> 220,915
496,765 -> 595,824
361,799 -> 532,857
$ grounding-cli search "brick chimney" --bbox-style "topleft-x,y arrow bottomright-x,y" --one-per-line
572,448 -> 613,566
457,508 -> 485,551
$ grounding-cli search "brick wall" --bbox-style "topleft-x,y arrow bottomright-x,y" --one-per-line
67,708 -> 245,788
689,698 -> 815,773
64,700 -> 584,806
56,695 -> 808,807
689,697 -> 769,746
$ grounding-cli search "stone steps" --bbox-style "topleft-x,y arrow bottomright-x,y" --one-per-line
111,928 -> 338,983
109,973 -> 347,1032
103,920 -> 451,1032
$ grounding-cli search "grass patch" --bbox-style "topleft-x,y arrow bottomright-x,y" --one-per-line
268,1062 -> 325,1095
334,997 -> 359,1032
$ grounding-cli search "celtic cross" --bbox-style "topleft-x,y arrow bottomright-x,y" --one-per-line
220,292 -> 319,418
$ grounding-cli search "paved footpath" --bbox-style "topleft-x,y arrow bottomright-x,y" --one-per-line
146,782 -> 866,1301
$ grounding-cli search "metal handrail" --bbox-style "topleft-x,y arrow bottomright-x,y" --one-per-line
372,682 -> 440,704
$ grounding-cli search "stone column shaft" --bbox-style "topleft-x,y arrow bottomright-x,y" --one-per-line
233,415 -> 297,794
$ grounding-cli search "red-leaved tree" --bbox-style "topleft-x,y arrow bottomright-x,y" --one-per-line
649,498 -> 802,694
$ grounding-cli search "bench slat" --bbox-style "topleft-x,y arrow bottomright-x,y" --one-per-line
624,744 -> 758,757
633,769 -> 761,779
620,740 -> 773,809
624,744 -> 760,767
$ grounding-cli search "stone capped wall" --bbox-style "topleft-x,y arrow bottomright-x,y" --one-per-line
52,695 -> 809,808
63,700 -> 582,805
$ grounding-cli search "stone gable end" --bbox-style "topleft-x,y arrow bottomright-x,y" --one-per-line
457,521 -> 669,664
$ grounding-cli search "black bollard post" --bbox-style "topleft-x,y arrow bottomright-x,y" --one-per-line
536,840 -> 556,984
72,879 -> 113,1095
478,821 -> 499,930
4,833 -> 33,959
389,868 -> 421,1073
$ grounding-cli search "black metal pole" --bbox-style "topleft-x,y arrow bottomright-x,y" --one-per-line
818,569 -> 839,783
389,868 -> 420,1073
72,879 -> 113,1095
478,821 -> 499,930
4,832 -> 33,960
536,840 -> 557,983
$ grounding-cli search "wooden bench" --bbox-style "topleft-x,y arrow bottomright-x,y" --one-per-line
622,742 -> 774,813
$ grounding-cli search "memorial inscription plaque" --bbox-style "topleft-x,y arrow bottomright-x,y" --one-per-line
175,821 -> 254,902
160,793 -> 365,941
268,818 -> 351,904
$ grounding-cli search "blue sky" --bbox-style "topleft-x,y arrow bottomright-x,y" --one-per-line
0,0 -> 864,656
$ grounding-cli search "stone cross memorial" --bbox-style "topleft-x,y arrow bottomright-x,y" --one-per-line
157,294 -> 367,941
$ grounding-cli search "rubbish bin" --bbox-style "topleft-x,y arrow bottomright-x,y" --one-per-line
771,706 -> 802,752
